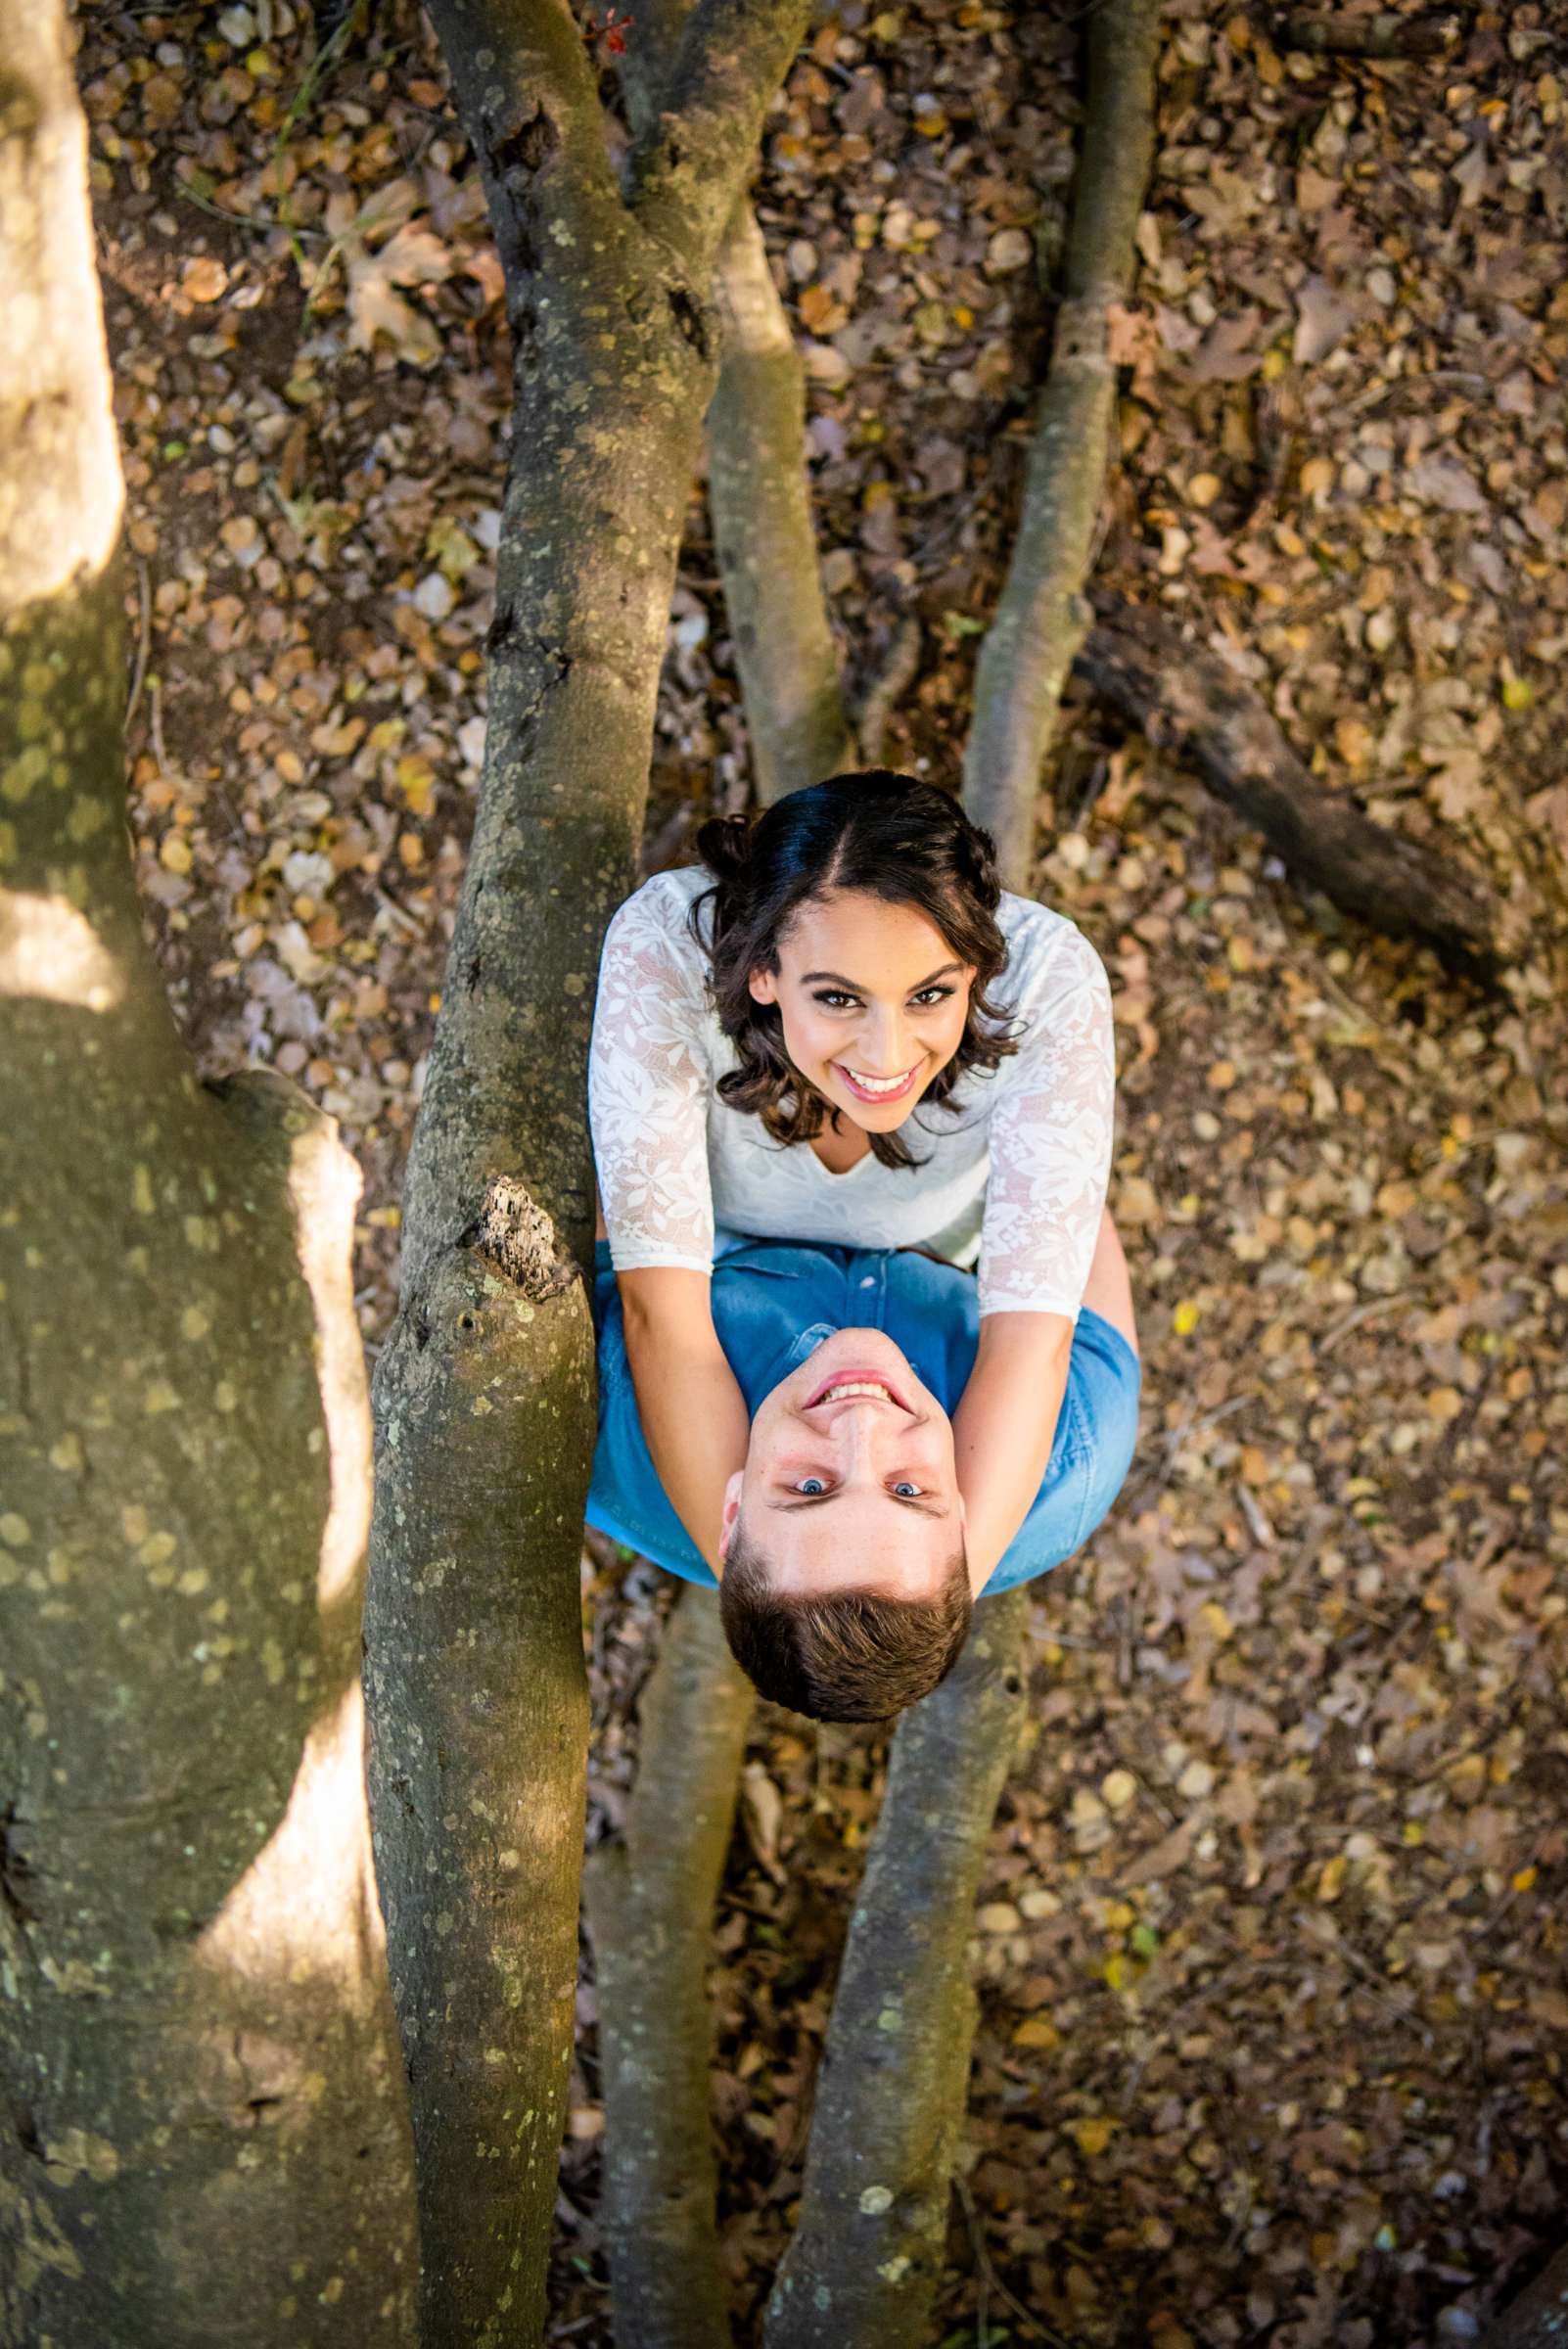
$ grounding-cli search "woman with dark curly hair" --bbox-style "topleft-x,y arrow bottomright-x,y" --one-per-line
586,768 -> 1139,1718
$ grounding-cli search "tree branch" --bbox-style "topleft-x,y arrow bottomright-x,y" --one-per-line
704,199 -> 858,802
1481,2244 -> 1568,2349
763,1591 -> 1033,2349
623,0 -> 814,266
364,1 -> 809,2333
1074,601 -> 1508,973
962,0 -> 1163,889
582,1591 -> 754,2348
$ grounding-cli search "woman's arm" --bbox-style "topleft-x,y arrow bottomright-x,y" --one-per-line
950,1311 -> 1074,1596
618,1267 -> 750,1577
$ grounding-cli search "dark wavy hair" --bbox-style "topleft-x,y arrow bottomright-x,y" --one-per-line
685,770 -> 1021,1172
718,1519 -> 973,1723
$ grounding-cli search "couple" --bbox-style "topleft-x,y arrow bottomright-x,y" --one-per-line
584,770 -> 1140,1723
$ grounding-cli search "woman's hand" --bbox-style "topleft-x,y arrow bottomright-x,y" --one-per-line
949,1311 -> 1074,1596
617,1267 -> 750,1576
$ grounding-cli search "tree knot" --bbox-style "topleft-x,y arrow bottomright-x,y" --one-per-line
464,1177 -> 578,1303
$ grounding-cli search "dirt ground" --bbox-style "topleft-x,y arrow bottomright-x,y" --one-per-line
80,0 -> 1568,2339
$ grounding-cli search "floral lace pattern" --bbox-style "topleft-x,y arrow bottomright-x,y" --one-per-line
588,866 -> 1116,1318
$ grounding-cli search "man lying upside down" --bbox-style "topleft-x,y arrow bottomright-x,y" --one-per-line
585,1210 -> 1140,1725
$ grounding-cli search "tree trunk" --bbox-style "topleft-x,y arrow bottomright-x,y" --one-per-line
581,1592 -> 754,2349
359,0 -> 811,2335
762,1592 -> 1032,2348
0,7 -> 417,2337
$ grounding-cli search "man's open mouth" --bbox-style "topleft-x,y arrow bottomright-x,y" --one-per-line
803,1366 -> 912,1411
834,1062 -> 921,1104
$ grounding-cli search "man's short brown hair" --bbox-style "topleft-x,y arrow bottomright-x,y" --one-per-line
717,1516 -> 973,1722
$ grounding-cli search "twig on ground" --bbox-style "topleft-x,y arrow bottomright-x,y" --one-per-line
1279,10 -> 1457,59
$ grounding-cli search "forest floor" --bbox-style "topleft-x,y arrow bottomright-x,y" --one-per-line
81,0 -> 1568,2340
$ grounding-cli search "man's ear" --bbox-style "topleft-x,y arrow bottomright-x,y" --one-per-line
747,966 -> 778,1007
716,1468 -> 745,1571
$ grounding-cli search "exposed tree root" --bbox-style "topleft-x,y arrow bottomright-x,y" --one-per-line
1075,601 -> 1508,974
582,1592 -> 754,2349
962,0 -> 1163,888
762,1591 -> 1032,2349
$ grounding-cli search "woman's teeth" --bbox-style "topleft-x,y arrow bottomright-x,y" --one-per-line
839,1064 -> 916,1096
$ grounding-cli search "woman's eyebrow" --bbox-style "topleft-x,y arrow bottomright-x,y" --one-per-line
799,962 -> 964,990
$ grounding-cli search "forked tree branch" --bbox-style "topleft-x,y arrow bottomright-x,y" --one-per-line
363,0 -> 810,2335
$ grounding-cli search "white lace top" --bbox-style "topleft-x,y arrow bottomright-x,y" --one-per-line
588,865 -> 1116,1319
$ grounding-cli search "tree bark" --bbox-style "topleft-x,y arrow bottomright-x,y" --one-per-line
617,9 -> 856,807
762,1591 -> 1032,2348
1076,602 -> 1507,972
962,0 -> 1164,890
0,7 -> 417,2338
581,1593 -> 754,2349
1482,2246 -> 1568,2348
705,201 -> 860,805
360,0 -> 811,2336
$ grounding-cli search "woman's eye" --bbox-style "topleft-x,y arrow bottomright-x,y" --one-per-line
912,987 -> 956,1007
812,991 -> 855,1009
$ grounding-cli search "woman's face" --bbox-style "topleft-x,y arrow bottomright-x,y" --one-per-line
747,889 -> 977,1129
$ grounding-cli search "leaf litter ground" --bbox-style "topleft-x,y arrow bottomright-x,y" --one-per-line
81,0 -> 1568,2339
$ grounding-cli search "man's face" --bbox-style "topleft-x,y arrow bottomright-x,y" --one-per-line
717,1324 -> 965,1600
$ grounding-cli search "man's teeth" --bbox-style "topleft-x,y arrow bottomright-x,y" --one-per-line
844,1066 -> 913,1093
821,1381 -> 896,1403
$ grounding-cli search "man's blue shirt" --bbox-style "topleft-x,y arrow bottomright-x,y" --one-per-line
585,1237 -> 1139,1595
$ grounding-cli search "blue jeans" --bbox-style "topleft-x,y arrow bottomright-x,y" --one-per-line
585,1235 -> 1140,1595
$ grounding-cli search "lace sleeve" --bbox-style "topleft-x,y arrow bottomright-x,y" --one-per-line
588,882 -> 716,1275
978,927 -> 1116,1318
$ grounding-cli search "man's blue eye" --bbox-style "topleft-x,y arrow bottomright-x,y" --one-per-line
796,1477 -> 828,1496
893,1481 -> 922,1498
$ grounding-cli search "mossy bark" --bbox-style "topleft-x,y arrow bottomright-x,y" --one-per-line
0,7 -> 417,2337
360,0 -> 811,2336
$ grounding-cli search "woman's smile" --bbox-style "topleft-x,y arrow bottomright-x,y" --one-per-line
831,1059 -> 925,1107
